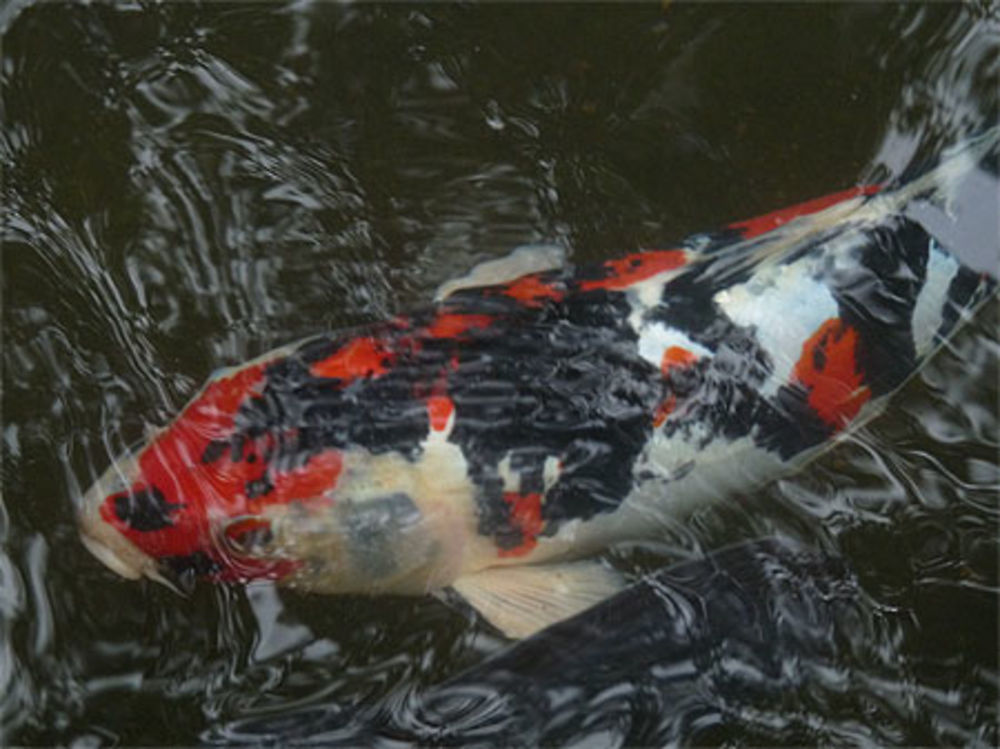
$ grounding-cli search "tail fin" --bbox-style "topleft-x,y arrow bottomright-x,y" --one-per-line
889,125 -> 1000,203
902,127 -> 998,358
701,127 -> 999,286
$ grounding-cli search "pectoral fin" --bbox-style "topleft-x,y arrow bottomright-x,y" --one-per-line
434,244 -> 566,302
451,561 -> 625,639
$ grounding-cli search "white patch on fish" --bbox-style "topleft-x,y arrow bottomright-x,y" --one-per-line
635,322 -> 712,370
714,255 -> 839,393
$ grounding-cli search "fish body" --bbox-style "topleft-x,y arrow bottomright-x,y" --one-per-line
79,133 -> 997,636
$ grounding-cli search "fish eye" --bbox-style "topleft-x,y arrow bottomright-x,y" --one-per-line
222,516 -> 274,556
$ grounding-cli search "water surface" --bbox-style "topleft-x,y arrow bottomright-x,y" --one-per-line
2,3 -> 997,745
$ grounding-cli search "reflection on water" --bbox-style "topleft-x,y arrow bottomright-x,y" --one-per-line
210,540 -> 877,746
2,3 -> 997,745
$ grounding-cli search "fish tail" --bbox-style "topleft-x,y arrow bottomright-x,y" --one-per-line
889,125 -> 1000,208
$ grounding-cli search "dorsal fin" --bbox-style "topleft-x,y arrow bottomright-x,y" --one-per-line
434,244 -> 567,302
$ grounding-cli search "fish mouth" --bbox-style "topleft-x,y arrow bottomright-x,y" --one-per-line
79,520 -> 185,594
77,501 -> 176,588
78,528 -> 146,580
77,452 -> 166,587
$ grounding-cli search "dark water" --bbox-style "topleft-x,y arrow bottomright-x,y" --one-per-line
2,3 -> 997,745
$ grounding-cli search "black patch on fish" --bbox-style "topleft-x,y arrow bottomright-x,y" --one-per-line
812,343 -> 827,371
471,474 -> 513,548
756,383 -> 835,457
113,486 -> 182,532
649,270 -> 756,353
201,439 -> 229,464
939,263 -> 994,341
259,343 -> 433,461
445,289 -> 664,540
230,434 -> 248,462
245,475 -> 273,500
517,468 -> 545,495
658,315 -> 776,451
214,288 -> 664,544
194,208 -> 989,551
494,524 -> 528,552
162,551 -> 221,588
829,218 -> 928,396
508,448 -> 549,495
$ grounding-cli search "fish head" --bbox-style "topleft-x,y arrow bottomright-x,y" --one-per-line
78,336 -> 468,594
76,359 -> 328,590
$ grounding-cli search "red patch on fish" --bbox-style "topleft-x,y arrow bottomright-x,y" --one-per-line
660,345 -> 698,375
100,357 -> 343,577
498,492 -> 544,557
425,313 -> 495,339
502,275 -> 565,306
259,451 -> 343,510
100,364 -> 265,556
731,185 -> 882,240
792,318 -> 871,428
310,337 -> 392,381
652,394 -> 677,428
427,395 -> 454,432
579,249 -> 687,292
653,346 -> 699,427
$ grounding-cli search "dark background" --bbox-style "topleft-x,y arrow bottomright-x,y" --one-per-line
2,3 -> 997,745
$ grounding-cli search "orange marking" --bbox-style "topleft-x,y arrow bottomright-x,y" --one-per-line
652,394 -> 677,428
579,249 -> 687,292
498,492 -> 544,557
427,395 -> 454,432
425,313 -> 494,339
653,346 -> 698,428
731,185 -> 882,240
792,318 -> 871,429
660,346 -> 698,375
502,275 -> 565,306
266,450 -> 343,507
310,337 -> 391,381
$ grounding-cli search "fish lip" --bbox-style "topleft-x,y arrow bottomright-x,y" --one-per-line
76,451 -> 162,586
78,528 -> 145,580
77,500 -> 171,587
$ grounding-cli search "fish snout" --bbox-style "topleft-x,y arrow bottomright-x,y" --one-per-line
77,453 -> 161,584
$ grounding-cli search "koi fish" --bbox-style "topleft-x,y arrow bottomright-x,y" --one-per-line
78,132 -> 997,637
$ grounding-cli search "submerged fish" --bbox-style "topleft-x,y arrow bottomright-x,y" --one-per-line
215,539 -> 861,745
78,133 -> 997,637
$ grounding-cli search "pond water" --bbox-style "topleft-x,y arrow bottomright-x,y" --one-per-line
2,3 -> 997,746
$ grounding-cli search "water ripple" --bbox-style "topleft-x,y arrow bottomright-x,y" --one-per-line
1,2 -> 997,745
